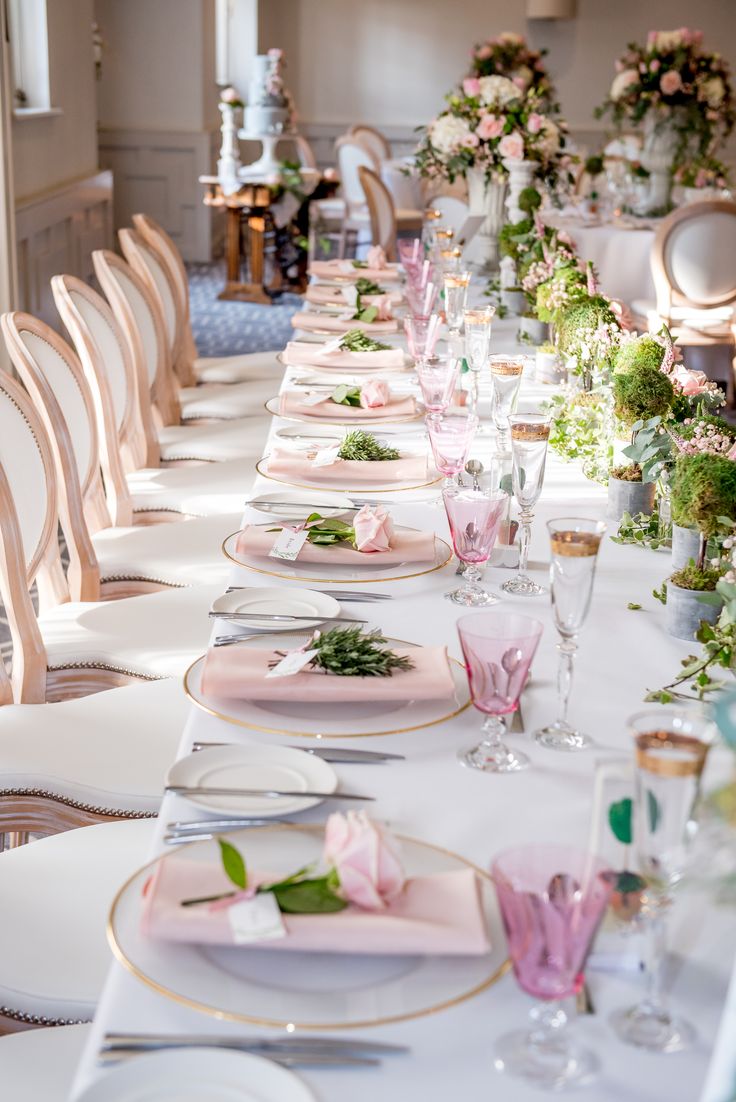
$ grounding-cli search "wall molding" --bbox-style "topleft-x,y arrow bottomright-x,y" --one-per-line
15,170 -> 113,327
97,127 -> 218,263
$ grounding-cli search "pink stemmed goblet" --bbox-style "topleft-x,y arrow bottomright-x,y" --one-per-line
404,314 -> 441,364
416,357 -> 460,414
443,486 -> 507,606
405,280 -> 439,318
492,845 -> 613,1089
398,237 -> 422,270
457,611 -> 542,773
426,410 -> 478,489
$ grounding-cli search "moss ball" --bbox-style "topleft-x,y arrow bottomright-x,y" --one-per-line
613,364 -> 675,424
671,453 -> 736,537
613,335 -> 665,376
518,187 -> 542,214
556,296 -> 618,356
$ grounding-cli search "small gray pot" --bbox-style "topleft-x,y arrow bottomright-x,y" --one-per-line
607,477 -> 656,523
501,289 -> 527,316
518,316 -> 549,346
671,524 -> 703,571
665,580 -> 722,641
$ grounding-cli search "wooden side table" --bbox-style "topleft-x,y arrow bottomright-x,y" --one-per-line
199,178 -> 276,304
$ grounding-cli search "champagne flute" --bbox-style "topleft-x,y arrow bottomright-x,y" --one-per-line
464,305 -> 495,412
443,271 -> 471,332
439,246 -> 462,273
535,517 -> 606,750
492,845 -> 613,1087
457,611 -> 543,773
421,208 -> 442,253
489,355 -> 524,454
435,227 -> 455,253
426,410 -> 478,489
501,414 -> 551,597
612,710 -> 711,1052
443,485 -> 507,606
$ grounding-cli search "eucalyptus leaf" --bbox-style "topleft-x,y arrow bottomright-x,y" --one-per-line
218,838 -> 247,890
270,876 -> 347,914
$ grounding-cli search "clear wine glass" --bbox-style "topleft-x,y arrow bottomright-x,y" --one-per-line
501,414 -> 551,597
492,845 -> 613,1088
443,271 -> 471,332
439,246 -> 462,273
489,355 -> 524,454
426,410 -> 478,489
435,226 -> 455,253
404,314 -> 441,363
611,710 -> 712,1053
464,306 -> 495,412
443,485 -> 507,606
457,611 -> 543,773
421,209 -> 442,253
535,517 -> 606,751
416,357 -> 460,414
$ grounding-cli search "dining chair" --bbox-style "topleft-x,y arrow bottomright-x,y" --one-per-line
0,367 -> 219,702
0,818 -> 155,1031
631,199 -> 736,404
52,275 -> 270,520
348,123 -> 392,164
2,310 -> 240,596
333,136 -> 378,257
132,212 -> 285,386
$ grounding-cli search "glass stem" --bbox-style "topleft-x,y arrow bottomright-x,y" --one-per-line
518,509 -> 533,575
463,563 -> 481,589
556,639 -> 577,725
528,1001 -> 570,1049
480,715 -> 505,749
470,369 -> 480,414
641,907 -> 669,1017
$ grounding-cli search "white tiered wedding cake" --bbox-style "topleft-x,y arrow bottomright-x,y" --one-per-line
243,50 -> 294,137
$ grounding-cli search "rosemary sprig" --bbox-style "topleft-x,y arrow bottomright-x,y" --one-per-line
308,626 -> 415,677
340,328 -> 391,352
338,429 -> 400,462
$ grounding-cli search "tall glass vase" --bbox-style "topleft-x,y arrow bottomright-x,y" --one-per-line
465,167 -> 507,275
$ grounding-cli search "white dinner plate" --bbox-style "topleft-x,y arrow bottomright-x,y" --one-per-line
184,632 -> 469,738
246,490 -> 355,520
76,1048 -> 314,1102
265,396 -> 425,426
108,826 -> 507,1030
256,455 -> 441,495
166,745 -> 338,816
211,587 -> 341,630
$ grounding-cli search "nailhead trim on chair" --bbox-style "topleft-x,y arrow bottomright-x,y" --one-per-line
0,789 -> 157,817
132,506 -> 185,515
160,455 -> 218,463
101,573 -> 187,587
0,1006 -> 89,1026
47,662 -> 164,679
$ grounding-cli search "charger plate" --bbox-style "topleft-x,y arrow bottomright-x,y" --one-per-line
255,456 -> 441,495
108,825 -> 508,1030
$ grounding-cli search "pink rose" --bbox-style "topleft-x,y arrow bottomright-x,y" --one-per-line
359,379 -> 390,409
463,77 -> 481,97
673,366 -> 709,396
527,112 -> 543,134
609,298 -> 634,332
513,75 -> 526,89
727,442 -> 736,461
371,294 -> 394,321
352,503 -> 394,551
366,245 -> 387,269
660,70 -> 683,96
650,59 -> 661,72
476,114 -> 504,140
220,86 -> 240,103
323,812 -> 405,909
498,131 -> 524,160
465,132 -> 480,147
476,44 -> 492,60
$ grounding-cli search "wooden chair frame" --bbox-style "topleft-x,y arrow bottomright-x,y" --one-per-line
651,199 -> 736,316
358,165 -> 397,260
348,123 -> 392,162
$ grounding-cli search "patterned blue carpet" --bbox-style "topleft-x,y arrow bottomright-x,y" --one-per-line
187,262 -> 303,356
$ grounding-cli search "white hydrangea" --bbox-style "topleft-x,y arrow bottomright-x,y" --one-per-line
651,30 -> 685,52
478,75 -> 519,108
538,116 -> 560,157
429,114 -> 474,154
610,69 -> 639,100
498,32 -> 524,45
700,76 -> 725,106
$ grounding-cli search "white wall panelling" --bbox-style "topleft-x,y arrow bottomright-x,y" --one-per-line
97,129 -> 217,263
15,171 -> 113,327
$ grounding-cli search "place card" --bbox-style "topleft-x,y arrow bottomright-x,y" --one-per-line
269,527 -> 310,561
265,647 -> 319,678
300,391 -> 328,406
341,284 -> 359,307
311,444 -> 342,467
315,336 -> 343,357
227,893 -> 286,944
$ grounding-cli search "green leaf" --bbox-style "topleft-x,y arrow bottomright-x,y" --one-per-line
499,473 -> 514,496
628,602 -> 642,611
218,838 -> 247,889
331,383 -> 361,407
608,797 -> 633,844
647,789 -> 661,834
270,876 -> 348,914
356,305 -> 378,324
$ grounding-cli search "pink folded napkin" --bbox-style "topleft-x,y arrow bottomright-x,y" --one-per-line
234,524 -> 437,564
309,259 -> 401,283
305,286 -> 403,308
200,643 -> 454,702
282,341 -> 405,370
291,312 -> 399,335
266,446 -> 428,484
279,391 -> 417,420
141,859 -> 490,956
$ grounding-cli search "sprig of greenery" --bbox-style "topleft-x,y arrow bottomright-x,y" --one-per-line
338,430 -> 400,462
331,384 -> 362,407
354,277 -> 384,296
620,417 -> 673,484
352,296 -> 379,324
340,328 -> 391,352
268,512 -> 358,548
646,579 -> 736,703
306,626 -> 415,677
612,510 -> 670,551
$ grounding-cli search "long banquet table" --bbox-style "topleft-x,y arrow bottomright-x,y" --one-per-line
71,313 -> 735,1102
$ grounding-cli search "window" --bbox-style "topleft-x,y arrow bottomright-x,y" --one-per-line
7,0 -> 51,113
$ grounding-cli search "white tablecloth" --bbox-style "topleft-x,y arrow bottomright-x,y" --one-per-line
545,216 -> 657,307
71,317 -> 735,1102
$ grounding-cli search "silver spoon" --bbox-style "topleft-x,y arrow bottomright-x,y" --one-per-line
465,459 -> 484,491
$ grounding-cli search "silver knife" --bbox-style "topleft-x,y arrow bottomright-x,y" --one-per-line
103,1032 -> 408,1055
209,612 -> 367,625
166,785 -> 373,802
191,741 -> 405,762
99,1047 -> 379,1068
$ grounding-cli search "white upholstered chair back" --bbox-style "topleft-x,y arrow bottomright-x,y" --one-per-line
357,166 -> 397,260
335,137 -> 378,218
119,228 -> 182,376
294,135 -> 317,170
349,124 -> 391,164
653,200 -> 736,315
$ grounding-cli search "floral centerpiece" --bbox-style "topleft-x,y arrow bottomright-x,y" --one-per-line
674,155 -> 731,197
596,28 -> 735,212
469,32 -> 554,105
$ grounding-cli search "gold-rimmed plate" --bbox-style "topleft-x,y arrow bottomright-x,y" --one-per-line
265,395 -> 425,426
108,824 -> 508,1030
277,349 -> 412,373
255,456 -> 442,495
184,632 -> 469,738
221,527 -> 452,584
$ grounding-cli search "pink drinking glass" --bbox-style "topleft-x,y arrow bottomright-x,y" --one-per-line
443,486 -> 507,606
416,358 -> 460,414
405,280 -> 439,318
398,237 -> 422,269
404,314 -> 441,363
492,845 -> 613,1089
426,410 -> 478,488
405,257 -> 434,296
456,611 -> 542,773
